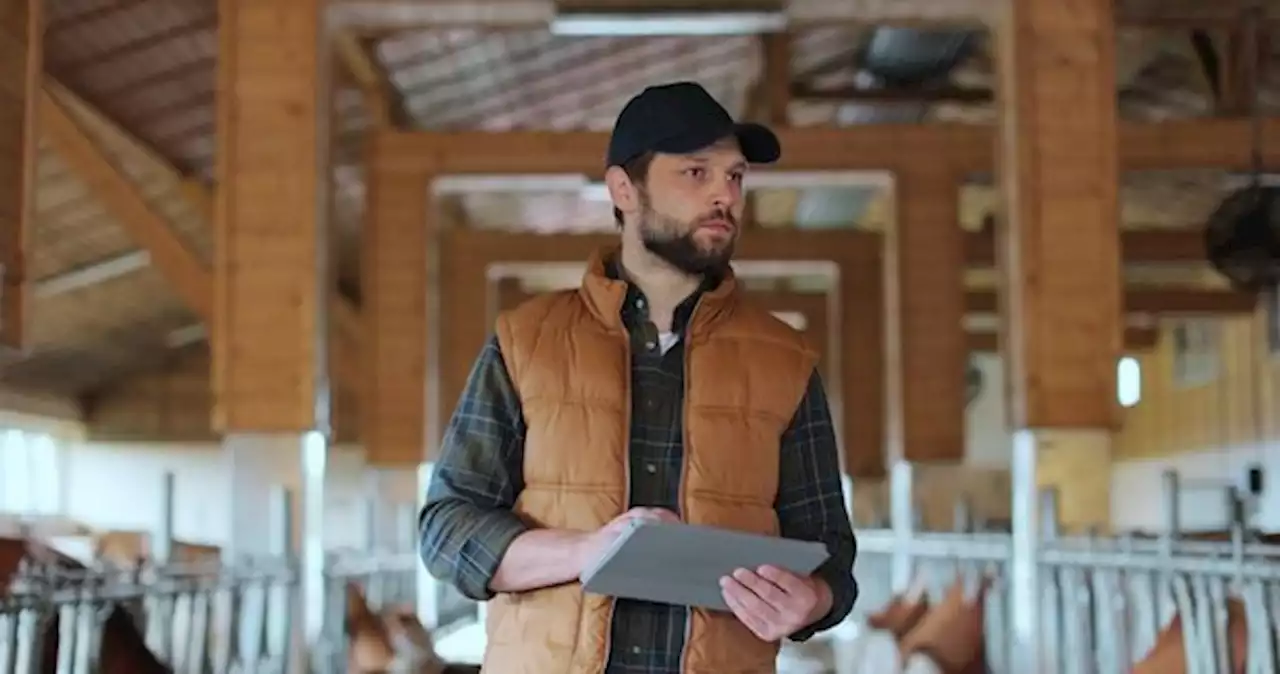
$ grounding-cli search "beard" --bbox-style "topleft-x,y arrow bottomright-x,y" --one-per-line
635,193 -> 737,276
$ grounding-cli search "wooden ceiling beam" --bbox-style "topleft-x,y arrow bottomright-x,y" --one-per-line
446,229 -> 1213,266
964,288 -> 1256,315
381,116 -> 1280,175
966,326 -> 1159,353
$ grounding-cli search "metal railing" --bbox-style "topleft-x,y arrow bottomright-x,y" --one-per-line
0,548 -> 481,674
846,464 -> 1280,674
10,461 -> 1273,673
852,529 -> 1280,674
0,466 -> 482,674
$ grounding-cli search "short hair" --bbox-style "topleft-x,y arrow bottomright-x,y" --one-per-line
612,151 -> 655,227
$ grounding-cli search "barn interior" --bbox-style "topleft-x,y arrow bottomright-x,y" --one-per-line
2,0 -> 1280,672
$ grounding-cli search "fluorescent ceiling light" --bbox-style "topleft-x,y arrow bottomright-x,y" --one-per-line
433,174 -> 589,195
34,250 -> 150,298
550,11 -> 786,36
166,324 -> 207,349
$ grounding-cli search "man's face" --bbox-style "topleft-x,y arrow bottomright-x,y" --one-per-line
631,138 -> 747,275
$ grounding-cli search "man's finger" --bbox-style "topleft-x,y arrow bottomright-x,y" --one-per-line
723,573 -> 783,622
732,568 -> 790,609
624,508 -> 678,523
645,508 -> 681,522
756,565 -> 811,596
721,577 -> 772,640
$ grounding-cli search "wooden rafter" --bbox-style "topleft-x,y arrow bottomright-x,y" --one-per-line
39,79 -> 362,391
333,29 -> 407,127
39,88 -> 213,321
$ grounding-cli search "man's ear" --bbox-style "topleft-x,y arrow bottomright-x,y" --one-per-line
605,165 -> 638,215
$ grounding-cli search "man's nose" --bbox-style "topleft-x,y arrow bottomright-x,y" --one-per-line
708,179 -> 740,209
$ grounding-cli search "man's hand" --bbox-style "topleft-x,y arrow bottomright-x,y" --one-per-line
719,565 -> 831,642
574,507 -> 680,576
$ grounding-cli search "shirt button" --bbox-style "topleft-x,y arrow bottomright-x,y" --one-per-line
645,463 -> 657,474
631,646 -> 642,654
636,299 -> 645,309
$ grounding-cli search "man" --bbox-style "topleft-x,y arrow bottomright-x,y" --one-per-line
419,81 -> 857,673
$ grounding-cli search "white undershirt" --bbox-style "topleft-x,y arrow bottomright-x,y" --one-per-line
657,331 -> 679,355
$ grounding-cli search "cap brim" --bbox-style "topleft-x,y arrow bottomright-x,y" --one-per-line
650,122 -> 782,165
732,122 -> 781,164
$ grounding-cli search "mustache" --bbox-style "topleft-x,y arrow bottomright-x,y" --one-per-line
696,210 -> 737,228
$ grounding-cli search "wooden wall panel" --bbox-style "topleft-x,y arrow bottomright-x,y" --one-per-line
851,466 -> 1012,531
85,349 -> 220,442
86,350 -> 361,444
1036,434 -> 1113,533
1114,309 -> 1280,460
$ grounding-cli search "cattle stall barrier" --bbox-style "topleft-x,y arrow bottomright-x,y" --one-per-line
0,467 -> 480,673
844,463 -> 1280,674
4,460 -> 1275,672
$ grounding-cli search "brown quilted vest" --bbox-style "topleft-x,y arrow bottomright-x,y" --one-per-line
486,246 -> 818,674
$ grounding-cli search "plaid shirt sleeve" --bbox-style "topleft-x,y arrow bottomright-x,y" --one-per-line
777,368 -> 859,642
418,334 -> 530,601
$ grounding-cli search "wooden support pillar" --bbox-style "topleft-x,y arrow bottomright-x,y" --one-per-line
842,257 -> 886,479
364,132 -> 430,466
796,298 -> 830,384
214,0 -> 332,655
215,0 -> 332,434
0,0 -> 39,349
886,167 -> 967,466
996,0 -> 1122,669
439,242 -> 489,438
494,278 -> 525,322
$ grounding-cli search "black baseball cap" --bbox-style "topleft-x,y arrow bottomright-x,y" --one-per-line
606,81 -> 781,169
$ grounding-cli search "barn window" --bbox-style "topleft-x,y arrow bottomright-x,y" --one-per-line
1117,357 -> 1141,407
1171,319 -> 1220,387
0,429 -> 63,516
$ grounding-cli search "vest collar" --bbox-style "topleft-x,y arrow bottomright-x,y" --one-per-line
578,245 -> 740,338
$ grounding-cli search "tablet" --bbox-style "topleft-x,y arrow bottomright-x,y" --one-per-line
579,520 -> 830,612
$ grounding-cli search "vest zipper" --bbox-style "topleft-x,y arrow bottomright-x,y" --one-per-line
601,326 -> 632,671
677,296 -> 704,674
